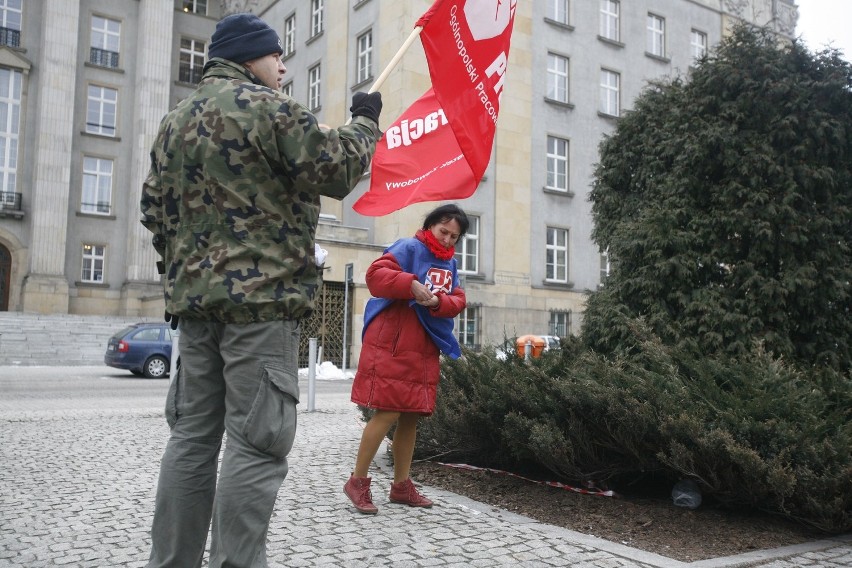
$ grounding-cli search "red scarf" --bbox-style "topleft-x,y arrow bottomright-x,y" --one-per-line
416,229 -> 455,261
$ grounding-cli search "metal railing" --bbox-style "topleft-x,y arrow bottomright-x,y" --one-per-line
0,192 -> 22,211
89,47 -> 119,68
0,27 -> 20,48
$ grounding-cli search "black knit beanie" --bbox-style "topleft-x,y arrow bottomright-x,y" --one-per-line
208,13 -> 283,63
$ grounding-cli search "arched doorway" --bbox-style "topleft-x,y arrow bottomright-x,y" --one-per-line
0,244 -> 10,311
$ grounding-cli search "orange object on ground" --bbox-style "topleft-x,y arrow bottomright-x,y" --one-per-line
516,335 -> 546,358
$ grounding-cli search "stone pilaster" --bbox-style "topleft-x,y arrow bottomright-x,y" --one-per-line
21,0 -> 80,314
120,0 -> 174,315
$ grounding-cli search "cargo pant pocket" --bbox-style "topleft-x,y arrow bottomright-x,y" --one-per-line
243,364 -> 300,458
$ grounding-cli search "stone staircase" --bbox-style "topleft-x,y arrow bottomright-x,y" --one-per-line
0,312 -> 159,366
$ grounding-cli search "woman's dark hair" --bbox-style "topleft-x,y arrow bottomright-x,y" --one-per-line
422,204 -> 469,237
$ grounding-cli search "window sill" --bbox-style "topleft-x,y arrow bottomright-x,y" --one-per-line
597,111 -> 620,121
544,97 -> 574,110
306,31 -> 324,46
597,36 -> 624,48
543,18 -> 574,31
353,0 -> 372,10
80,131 -> 121,142
645,52 -> 671,63
352,77 -> 373,92
541,280 -> 574,290
283,51 -> 296,62
543,187 -> 575,198
75,281 -> 110,289
84,61 -> 125,74
76,211 -> 116,220
174,80 -> 201,88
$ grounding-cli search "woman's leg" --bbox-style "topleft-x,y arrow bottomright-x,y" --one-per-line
391,413 -> 419,483
353,410 -> 400,478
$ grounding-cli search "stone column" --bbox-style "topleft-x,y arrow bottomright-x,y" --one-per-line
120,0 -> 174,315
21,0 -> 80,314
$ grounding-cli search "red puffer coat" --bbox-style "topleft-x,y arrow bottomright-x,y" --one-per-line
351,252 -> 466,415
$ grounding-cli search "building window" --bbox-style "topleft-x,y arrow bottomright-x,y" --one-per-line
180,38 -> 205,84
86,85 -> 117,137
599,0 -> 619,42
546,135 -> 569,192
547,0 -> 569,25
550,311 -> 571,336
647,14 -> 665,57
356,30 -> 373,85
310,0 -> 324,38
455,215 -> 479,273
81,157 -> 113,215
0,67 -> 21,201
546,227 -> 568,283
691,29 -> 707,61
599,249 -> 610,287
283,15 -> 296,57
457,305 -> 480,350
81,244 -> 105,283
308,63 -> 321,110
282,81 -> 293,97
546,52 -> 569,103
181,0 -> 207,15
0,0 -> 22,48
90,16 -> 121,68
600,69 -> 619,117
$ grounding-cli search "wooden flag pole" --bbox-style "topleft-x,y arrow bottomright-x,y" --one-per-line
345,26 -> 423,124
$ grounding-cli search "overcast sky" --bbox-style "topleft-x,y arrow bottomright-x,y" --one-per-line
793,0 -> 852,60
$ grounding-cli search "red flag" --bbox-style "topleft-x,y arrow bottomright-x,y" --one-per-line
355,0 -> 517,216
353,89 -> 476,216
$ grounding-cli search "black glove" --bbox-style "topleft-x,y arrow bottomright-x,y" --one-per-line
164,310 -> 179,331
350,91 -> 382,124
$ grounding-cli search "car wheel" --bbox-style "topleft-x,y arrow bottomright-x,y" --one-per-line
144,356 -> 169,379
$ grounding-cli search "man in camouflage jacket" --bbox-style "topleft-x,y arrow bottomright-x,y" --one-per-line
140,13 -> 382,568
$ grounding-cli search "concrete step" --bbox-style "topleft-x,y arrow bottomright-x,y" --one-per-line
0,313 -> 159,366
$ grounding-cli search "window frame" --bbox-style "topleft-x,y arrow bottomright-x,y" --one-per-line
0,67 -> 21,198
599,68 -> 620,117
546,52 -> 569,103
456,304 -> 481,350
81,156 -> 113,215
283,14 -> 296,57
181,0 -> 207,16
0,0 -> 22,48
356,29 -> 373,85
599,0 -> 619,42
90,15 -> 121,68
547,0 -> 569,25
545,226 -> 569,284
455,215 -> 479,274
545,135 -> 569,192
308,63 -> 321,111
85,84 -> 118,137
81,244 -> 106,283
310,0 -> 324,38
691,29 -> 708,61
647,13 -> 665,57
179,37 -> 206,84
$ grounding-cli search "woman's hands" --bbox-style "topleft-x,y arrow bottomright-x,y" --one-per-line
411,280 -> 440,309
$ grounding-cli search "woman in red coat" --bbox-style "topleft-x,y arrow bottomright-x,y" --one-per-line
344,204 -> 469,514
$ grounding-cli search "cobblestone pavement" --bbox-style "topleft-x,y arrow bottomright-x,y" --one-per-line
0,366 -> 849,567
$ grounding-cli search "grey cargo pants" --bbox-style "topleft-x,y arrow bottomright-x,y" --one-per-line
147,319 -> 300,568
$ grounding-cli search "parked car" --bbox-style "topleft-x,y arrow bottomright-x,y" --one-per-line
495,335 -> 561,360
104,322 -> 177,378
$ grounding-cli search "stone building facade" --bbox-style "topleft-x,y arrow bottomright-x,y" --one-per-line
1,0 -> 796,364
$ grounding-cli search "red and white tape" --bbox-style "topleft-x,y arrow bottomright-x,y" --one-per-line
435,462 -> 620,498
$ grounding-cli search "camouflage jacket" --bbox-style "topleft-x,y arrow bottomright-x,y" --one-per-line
141,58 -> 379,323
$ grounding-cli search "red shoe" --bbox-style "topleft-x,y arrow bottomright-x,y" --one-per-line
389,478 -> 433,508
344,475 -> 378,514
